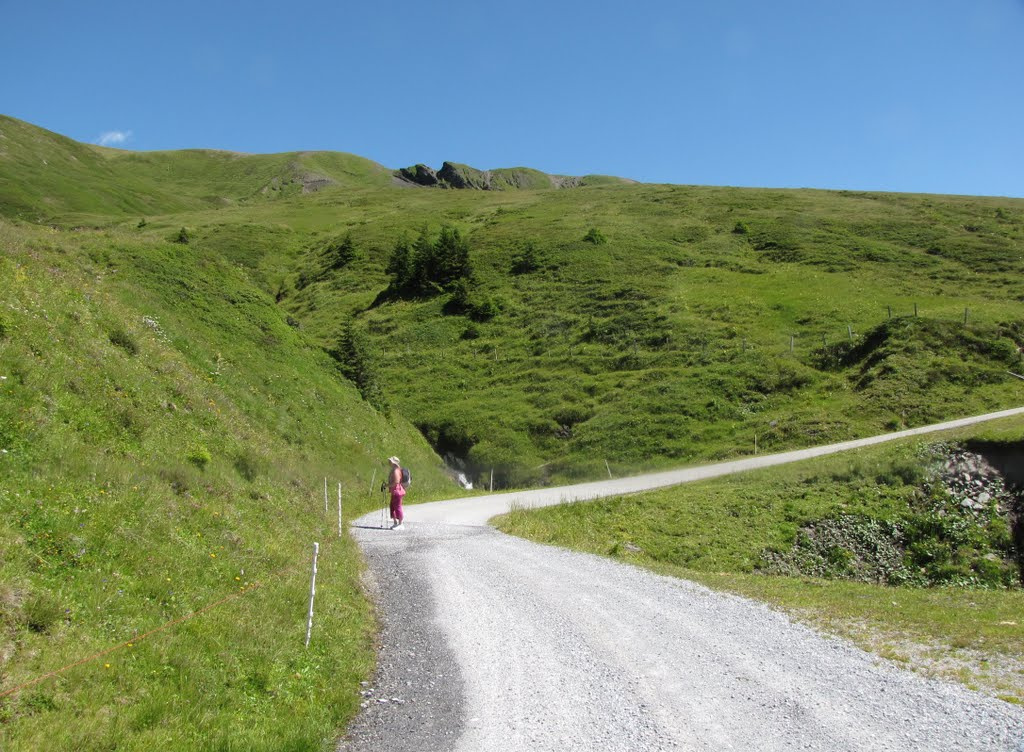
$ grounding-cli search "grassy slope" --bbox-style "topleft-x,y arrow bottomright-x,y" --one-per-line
0,115 -> 394,223
495,415 -> 1024,702
0,218 -> 449,751
244,182 -> 1024,487
3,116 -> 1024,737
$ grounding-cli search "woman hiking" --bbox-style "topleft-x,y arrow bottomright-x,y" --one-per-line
386,456 -> 406,530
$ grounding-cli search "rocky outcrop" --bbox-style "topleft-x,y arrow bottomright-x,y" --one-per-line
932,445 -> 1018,515
397,164 -> 439,186
437,162 -> 489,190
394,161 -> 632,190
761,441 -> 1024,586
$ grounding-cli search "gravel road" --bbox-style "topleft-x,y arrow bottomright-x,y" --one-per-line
339,408 -> 1024,751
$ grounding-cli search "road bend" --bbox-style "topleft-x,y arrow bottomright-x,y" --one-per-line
339,407 -> 1024,751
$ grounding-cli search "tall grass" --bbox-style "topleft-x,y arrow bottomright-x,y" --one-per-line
0,219 -> 447,750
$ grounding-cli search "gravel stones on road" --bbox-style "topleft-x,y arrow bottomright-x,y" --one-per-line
344,518 -> 1024,751
337,526 -> 465,752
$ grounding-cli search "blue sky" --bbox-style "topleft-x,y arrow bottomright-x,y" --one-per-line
2,0 -> 1022,197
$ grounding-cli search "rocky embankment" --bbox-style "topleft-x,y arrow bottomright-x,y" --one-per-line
763,441 -> 1024,586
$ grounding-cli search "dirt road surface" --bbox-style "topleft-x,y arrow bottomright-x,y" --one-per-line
339,408 -> 1024,751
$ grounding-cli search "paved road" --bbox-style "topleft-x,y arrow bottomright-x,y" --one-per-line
339,408 -> 1024,751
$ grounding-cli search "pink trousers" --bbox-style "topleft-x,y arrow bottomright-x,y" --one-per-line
390,487 -> 405,522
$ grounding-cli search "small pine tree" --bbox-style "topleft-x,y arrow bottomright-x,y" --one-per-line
322,233 -> 356,272
434,225 -> 472,288
386,236 -> 413,293
511,241 -> 543,274
174,227 -> 190,244
328,323 -> 388,413
583,227 -> 606,245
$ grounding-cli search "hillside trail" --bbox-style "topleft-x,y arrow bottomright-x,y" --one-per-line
339,408 -> 1024,752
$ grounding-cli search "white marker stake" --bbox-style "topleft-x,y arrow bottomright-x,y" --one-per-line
324,477 -> 328,514
337,483 -> 343,538
305,542 -> 319,648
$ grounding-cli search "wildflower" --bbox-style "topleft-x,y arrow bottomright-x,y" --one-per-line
104,663 -> 111,669
210,553 -> 216,558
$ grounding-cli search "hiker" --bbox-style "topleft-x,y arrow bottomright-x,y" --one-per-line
387,456 -> 405,530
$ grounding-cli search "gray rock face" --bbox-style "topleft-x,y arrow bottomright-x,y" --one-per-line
436,162 -> 488,190
398,164 -> 439,186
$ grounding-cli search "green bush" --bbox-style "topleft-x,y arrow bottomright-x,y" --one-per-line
21,591 -> 63,634
510,241 -> 545,274
233,449 -> 266,482
187,444 -> 212,469
583,227 -> 607,245
108,327 -> 139,356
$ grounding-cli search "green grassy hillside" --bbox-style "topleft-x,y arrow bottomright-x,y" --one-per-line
268,184 -> 1024,487
0,115 -> 393,223
0,217 -> 449,751
3,115 -> 1024,744
4,116 -> 1022,490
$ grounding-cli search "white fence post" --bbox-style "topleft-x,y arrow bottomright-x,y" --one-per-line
337,483 -> 343,538
324,477 -> 328,514
305,542 -> 319,648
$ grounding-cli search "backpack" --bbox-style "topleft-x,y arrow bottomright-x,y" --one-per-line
400,466 -> 411,489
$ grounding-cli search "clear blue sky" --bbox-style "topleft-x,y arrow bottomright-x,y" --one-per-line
2,0 -> 1022,197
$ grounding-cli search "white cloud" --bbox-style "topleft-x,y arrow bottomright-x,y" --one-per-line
97,130 -> 133,146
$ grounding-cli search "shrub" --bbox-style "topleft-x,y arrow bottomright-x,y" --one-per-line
174,227 -> 190,244
233,449 -> 266,482
317,232 -> 356,273
21,592 -> 63,634
327,324 -> 389,413
510,241 -> 545,274
159,465 -> 192,495
583,227 -> 607,245
187,444 -> 212,469
108,328 -> 139,356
